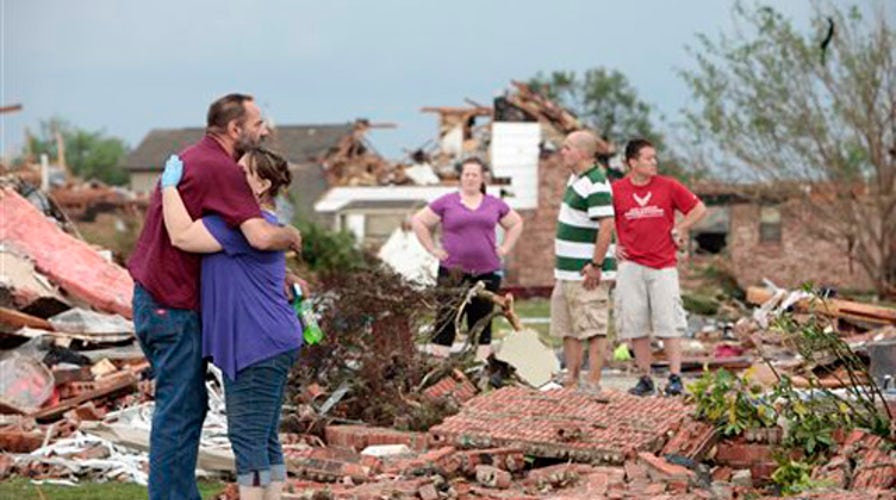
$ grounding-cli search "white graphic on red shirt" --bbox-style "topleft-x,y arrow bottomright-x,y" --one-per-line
633,192 -> 652,207
625,191 -> 665,220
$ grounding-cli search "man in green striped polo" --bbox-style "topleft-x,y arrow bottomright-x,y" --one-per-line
551,130 -> 616,393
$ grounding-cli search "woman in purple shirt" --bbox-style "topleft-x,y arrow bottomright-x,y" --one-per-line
160,148 -> 302,500
411,157 -> 523,360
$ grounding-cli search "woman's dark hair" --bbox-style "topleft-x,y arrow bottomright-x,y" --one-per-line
458,156 -> 489,194
244,147 -> 291,198
624,138 -> 654,163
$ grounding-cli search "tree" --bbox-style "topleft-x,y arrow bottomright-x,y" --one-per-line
23,118 -> 130,186
680,2 -> 895,296
527,68 -> 700,180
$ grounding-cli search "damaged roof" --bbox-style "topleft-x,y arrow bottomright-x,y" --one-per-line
122,123 -> 355,171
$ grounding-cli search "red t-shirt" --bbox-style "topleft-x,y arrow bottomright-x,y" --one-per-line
612,175 -> 700,269
127,136 -> 262,310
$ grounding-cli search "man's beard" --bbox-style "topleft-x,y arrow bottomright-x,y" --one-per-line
234,130 -> 264,157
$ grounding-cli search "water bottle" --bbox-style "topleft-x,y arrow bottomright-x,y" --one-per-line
292,284 -> 324,345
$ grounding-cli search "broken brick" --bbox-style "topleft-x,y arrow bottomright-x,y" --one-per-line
623,460 -> 648,482
644,482 -> 667,495
423,369 -> 477,403
638,452 -> 695,482
417,482 -> 439,500
0,428 -> 44,453
324,425 -> 428,452
452,447 -> 525,474
581,471 -> 609,496
475,464 -> 512,489
661,417 -> 717,460
711,465 -> 733,482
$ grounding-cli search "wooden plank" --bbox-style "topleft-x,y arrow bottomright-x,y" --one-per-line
0,307 -> 54,331
746,286 -> 896,325
32,371 -> 137,422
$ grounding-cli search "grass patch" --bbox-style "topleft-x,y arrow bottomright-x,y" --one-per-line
0,478 -> 226,499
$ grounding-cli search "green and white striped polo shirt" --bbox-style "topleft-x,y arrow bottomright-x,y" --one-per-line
554,165 -> 617,281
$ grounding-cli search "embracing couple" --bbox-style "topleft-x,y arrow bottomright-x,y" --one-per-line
128,94 -> 306,500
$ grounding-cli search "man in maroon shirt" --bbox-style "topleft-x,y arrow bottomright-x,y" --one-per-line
612,138 -> 706,397
128,94 -> 302,500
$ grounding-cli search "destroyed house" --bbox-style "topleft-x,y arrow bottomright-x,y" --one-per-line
690,182 -> 877,293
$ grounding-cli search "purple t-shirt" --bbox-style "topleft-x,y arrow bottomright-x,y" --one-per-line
430,192 -> 510,274
200,211 -> 303,380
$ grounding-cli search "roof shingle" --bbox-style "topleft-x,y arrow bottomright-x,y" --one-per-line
122,123 -> 355,171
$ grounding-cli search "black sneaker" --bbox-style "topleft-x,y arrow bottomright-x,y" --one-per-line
628,375 -> 655,396
665,374 -> 684,396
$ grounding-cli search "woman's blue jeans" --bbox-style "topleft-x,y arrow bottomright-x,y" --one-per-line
223,349 -> 299,486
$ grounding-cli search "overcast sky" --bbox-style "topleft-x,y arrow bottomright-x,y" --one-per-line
3,1 -> 882,162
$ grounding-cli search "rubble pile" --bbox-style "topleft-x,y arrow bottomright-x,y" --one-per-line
319,82 -> 617,188
1,172 -> 894,497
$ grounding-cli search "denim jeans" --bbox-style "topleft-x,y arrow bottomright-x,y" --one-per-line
224,349 -> 299,486
133,284 -> 208,500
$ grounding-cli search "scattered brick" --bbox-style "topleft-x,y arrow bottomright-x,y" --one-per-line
638,451 -> 695,482
476,464 -> 512,489
524,463 -> 589,490
73,401 -> 105,421
423,369 -> 477,403
324,424 -> 428,452
644,482 -> 667,495
0,428 -> 44,453
285,447 -> 371,483
623,460 -> 647,482
0,454 -> 14,480
661,417 -> 717,460
851,448 -> 896,490
451,447 -> 525,475
580,471 -> 609,496
713,439 -> 777,480
711,465 -> 733,482
417,482 -> 439,500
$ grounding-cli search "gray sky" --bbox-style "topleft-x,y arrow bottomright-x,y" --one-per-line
1,1 -> 847,161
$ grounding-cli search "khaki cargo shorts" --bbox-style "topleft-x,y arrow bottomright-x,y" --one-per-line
614,261 -> 687,340
550,280 -> 611,340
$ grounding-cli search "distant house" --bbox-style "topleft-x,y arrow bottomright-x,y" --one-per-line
691,183 -> 876,293
121,123 -> 356,223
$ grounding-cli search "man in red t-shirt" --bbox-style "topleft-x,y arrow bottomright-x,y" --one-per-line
612,138 -> 706,397
127,94 -> 302,500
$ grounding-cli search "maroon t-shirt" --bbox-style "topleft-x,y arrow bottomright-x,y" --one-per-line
127,136 -> 262,311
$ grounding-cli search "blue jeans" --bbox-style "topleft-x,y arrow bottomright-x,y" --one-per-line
133,285 -> 207,500
224,349 -> 298,486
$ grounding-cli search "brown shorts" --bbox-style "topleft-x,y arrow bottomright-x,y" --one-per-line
550,280 -> 611,340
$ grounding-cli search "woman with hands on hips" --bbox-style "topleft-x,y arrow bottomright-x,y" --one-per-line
410,157 -> 523,360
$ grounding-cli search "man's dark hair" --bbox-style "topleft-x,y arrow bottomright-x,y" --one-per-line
206,93 -> 254,135
624,138 -> 654,163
